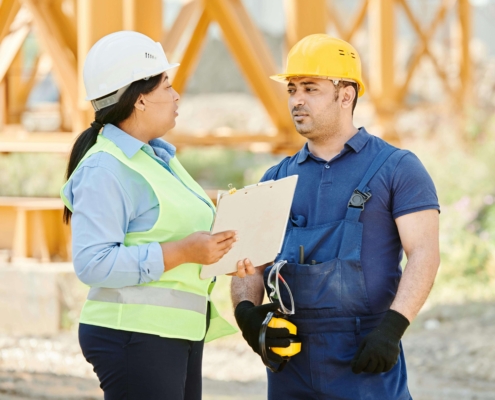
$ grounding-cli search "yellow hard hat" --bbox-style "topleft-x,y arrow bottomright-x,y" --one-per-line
270,34 -> 365,97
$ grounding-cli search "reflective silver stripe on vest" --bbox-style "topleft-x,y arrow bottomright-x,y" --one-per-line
87,286 -> 207,315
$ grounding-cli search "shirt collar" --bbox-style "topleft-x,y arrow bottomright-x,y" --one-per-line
296,127 -> 371,164
102,124 -> 145,159
345,127 -> 371,153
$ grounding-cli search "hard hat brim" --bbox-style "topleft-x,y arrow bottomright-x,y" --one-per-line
269,73 -> 365,97
85,62 -> 180,101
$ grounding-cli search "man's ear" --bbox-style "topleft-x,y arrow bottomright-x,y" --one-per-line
134,94 -> 146,112
341,85 -> 356,110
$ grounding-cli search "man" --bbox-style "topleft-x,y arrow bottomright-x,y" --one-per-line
231,34 -> 440,399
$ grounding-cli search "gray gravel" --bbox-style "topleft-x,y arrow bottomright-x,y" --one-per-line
0,302 -> 494,399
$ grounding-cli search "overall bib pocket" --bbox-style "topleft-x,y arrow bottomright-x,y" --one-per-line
265,259 -> 342,311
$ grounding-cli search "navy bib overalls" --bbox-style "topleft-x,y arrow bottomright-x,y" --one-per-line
264,146 -> 412,400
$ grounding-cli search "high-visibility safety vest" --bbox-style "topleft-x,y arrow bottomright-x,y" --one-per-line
61,134 -> 237,342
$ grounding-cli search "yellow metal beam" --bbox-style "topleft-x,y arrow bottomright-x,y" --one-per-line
0,129 -> 282,152
205,0 -> 295,140
0,80 -> 6,129
47,0 -> 77,56
458,0 -> 471,102
77,0 -> 123,130
0,0 -> 20,44
0,22 -> 29,83
163,0 -> 200,55
368,0 -> 398,144
22,0 -> 78,115
285,0 -> 327,49
327,0 -> 370,42
345,0 -> 369,42
396,0 -> 454,103
171,7 -> 210,95
123,0 -> 162,41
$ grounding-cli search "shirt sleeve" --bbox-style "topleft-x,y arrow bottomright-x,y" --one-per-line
67,163 -> 164,288
391,151 -> 440,220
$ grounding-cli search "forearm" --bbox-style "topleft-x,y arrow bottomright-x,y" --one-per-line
390,251 -> 440,322
160,240 -> 187,271
231,266 -> 266,307
73,242 -> 164,288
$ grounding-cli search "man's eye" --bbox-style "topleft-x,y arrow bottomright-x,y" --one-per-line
287,89 -> 295,94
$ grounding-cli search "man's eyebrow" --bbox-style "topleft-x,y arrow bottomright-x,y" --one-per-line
287,80 -> 320,88
300,80 -> 319,86
162,75 -> 169,83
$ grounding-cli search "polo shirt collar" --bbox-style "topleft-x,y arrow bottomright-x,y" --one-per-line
345,127 -> 371,153
102,124 -> 146,159
296,127 -> 371,164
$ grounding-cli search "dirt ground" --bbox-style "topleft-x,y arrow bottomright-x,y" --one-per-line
0,302 -> 494,400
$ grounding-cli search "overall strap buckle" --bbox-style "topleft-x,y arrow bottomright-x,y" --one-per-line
347,189 -> 372,210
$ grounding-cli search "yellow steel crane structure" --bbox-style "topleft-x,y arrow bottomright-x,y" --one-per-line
0,0 -> 471,151
0,0 -> 472,262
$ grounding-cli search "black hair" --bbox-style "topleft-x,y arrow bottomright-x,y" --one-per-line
63,73 -> 164,224
334,81 -> 359,114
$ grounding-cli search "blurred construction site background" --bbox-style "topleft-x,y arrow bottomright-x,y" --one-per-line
0,0 -> 494,399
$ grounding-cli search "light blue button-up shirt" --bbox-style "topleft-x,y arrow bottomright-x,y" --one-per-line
63,124 -> 180,288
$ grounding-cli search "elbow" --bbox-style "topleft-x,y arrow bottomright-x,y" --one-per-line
73,256 -> 106,287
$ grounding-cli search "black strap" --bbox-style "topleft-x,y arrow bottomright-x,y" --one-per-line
345,146 -> 399,222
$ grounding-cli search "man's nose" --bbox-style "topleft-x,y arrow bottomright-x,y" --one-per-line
289,90 -> 305,108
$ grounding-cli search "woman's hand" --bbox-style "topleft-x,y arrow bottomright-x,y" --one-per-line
160,231 -> 237,271
182,231 -> 238,265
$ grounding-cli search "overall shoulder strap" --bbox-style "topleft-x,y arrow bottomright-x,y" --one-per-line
345,145 -> 398,222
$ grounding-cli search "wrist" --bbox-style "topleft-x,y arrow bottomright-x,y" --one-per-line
380,309 -> 410,339
160,240 -> 187,271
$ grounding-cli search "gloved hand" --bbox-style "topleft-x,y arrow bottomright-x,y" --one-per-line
351,309 -> 410,374
235,300 -> 291,364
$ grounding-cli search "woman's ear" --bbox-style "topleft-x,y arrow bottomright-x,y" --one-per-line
134,94 -> 146,112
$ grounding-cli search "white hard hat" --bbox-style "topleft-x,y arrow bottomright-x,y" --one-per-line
83,31 -> 179,111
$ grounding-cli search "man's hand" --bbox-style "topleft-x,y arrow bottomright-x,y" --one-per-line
234,301 -> 290,364
351,310 -> 410,374
227,259 -> 257,278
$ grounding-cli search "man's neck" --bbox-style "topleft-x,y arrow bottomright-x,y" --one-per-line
307,125 -> 359,161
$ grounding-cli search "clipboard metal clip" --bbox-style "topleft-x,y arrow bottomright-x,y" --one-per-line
228,183 -> 237,195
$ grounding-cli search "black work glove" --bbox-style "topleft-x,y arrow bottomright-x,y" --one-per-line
351,310 -> 410,374
234,300 -> 291,364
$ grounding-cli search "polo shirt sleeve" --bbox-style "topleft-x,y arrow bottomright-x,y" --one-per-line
391,151 -> 440,220
68,162 -> 164,288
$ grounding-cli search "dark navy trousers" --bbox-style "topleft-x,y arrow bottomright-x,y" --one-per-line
79,321 -> 206,400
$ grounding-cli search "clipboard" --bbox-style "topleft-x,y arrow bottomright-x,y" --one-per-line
200,175 -> 298,279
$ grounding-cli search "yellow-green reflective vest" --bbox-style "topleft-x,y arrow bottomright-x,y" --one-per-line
60,134 -> 237,342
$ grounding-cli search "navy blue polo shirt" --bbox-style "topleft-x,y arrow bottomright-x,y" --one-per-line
261,127 -> 440,314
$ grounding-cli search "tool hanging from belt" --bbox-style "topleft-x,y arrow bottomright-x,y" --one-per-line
259,260 -> 302,373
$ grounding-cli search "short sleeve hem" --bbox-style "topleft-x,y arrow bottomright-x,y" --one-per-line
393,204 -> 440,220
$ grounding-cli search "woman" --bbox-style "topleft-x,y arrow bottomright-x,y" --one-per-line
60,31 -> 252,400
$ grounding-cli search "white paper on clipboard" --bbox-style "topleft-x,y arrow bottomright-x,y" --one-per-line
200,175 -> 298,279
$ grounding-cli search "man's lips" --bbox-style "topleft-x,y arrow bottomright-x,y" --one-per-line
293,113 -> 308,122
